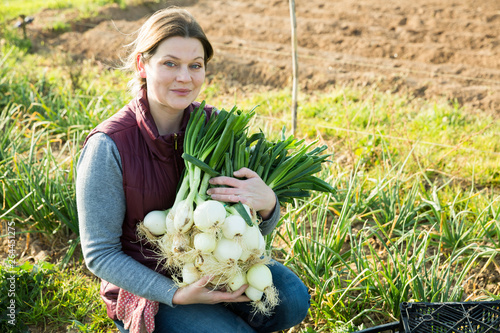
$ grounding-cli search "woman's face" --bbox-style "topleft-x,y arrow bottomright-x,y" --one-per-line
140,36 -> 206,116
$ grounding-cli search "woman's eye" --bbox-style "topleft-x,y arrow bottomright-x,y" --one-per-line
191,63 -> 203,69
165,61 -> 176,67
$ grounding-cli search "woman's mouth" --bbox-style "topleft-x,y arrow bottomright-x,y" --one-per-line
171,88 -> 191,96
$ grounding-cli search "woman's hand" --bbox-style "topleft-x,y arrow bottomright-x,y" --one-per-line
206,168 -> 276,220
172,276 -> 250,305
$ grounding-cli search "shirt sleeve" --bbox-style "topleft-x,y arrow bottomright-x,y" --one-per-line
258,194 -> 281,236
76,133 -> 178,307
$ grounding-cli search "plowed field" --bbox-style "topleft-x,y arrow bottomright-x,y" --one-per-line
28,0 -> 500,112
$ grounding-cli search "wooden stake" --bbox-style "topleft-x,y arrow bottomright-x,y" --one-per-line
289,0 -> 298,135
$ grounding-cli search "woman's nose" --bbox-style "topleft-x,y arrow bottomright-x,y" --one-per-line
176,65 -> 191,82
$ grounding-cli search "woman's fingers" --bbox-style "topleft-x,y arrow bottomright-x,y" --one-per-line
212,284 -> 251,303
232,167 -> 259,179
207,168 -> 276,218
172,276 -> 250,305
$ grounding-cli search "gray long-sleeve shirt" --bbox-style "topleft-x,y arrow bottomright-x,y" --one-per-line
76,132 -> 280,306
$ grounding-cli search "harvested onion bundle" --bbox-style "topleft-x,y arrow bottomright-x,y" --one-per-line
140,202 -> 272,313
138,102 -> 335,314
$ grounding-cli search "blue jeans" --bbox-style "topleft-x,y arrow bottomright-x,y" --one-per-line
114,260 -> 310,333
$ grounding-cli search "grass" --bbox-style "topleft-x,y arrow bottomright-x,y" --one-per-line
0,0 -> 130,22
229,87 -> 500,187
1,1 -> 499,332
0,261 -> 114,332
270,162 -> 499,331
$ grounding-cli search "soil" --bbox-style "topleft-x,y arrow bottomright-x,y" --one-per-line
22,0 -> 500,115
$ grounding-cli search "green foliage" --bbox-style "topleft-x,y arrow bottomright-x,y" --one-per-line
0,0 -> 131,22
0,40 -> 127,265
0,261 -> 113,332
241,86 -> 500,187
51,20 -> 70,33
272,162 -> 499,331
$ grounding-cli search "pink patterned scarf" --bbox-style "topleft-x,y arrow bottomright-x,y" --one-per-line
116,289 -> 160,333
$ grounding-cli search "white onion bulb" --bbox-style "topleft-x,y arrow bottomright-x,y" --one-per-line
247,264 -> 273,292
193,200 -> 226,231
174,200 -> 194,233
228,270 -> 247,291
222,215 -> 247,239
193,232 -> 217,253
245,285 -> 264,301
242,224 -> 262,250
165,209 -> 175,235
213,237 -> 242,262
182,263 -> 200,285
143,210 -> 167,236
239,248 -> 251,262
172,233 -> 190,253
257,231 -> 266,254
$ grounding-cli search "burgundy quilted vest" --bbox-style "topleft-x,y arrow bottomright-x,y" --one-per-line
85,88 -> 213,318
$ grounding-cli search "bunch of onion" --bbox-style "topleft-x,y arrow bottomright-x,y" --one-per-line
137,104 -> 272,312
138,102 -> 335,315
140,202 -> 276,314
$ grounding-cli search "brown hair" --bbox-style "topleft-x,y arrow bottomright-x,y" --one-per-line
122,7 -> 213,95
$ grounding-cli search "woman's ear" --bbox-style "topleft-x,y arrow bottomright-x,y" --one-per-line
137,54 -> 147,78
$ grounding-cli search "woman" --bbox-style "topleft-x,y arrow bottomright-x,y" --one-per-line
76,7 -> 310,333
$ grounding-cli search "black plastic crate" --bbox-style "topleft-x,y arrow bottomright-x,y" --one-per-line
399,301 -> 500,333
